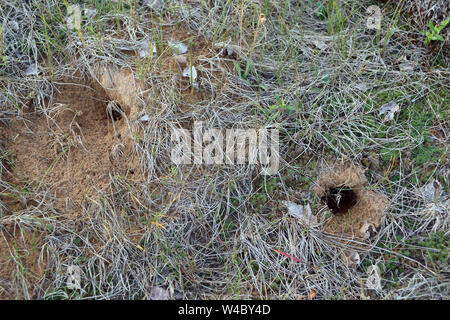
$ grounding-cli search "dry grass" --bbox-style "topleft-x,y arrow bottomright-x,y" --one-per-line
0,0 -> 448,299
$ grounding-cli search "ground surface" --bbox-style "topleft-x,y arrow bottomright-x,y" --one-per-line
0,0 -> 448,299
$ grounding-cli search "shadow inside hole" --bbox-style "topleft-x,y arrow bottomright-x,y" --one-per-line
322,186 -> 358,215
107,103 -> 124,121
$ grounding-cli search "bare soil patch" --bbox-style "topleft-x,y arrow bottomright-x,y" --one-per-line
1,78 -> 142,216
314,162 -> 388,241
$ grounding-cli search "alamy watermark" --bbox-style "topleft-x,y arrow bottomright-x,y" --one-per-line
171,121 -> 279,175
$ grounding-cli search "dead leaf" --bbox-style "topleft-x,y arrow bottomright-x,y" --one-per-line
419,179 -> 442,203
169,40 -> 188,55
182,66 -> 198,82
282,200 -> 318,226
311,39 -> 328,51
138,40 -> 157,58
25,64 -> 39,76
360,222 -> 377,240
214,41 -> 242,57
343,250 -> 361,266
366,265 -> 382,290
378,101 -> 400,122
139,114 -> 150,122
146,286 -> 170,300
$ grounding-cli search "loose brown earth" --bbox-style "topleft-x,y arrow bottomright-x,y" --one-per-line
0,228 -> 46,299
0,75 -> 142,299
1,25 -> 234,219
1,80 -> 141,216
0,26 -> 239,298
314,162 -> 388,241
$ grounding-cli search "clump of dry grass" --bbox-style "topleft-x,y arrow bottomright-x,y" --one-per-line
391,0 -> 449,27
0,0 -> 448,300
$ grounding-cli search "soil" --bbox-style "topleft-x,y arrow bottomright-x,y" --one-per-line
0,227 -> 46,299
0,25 -> 238,297
314,162 -> 388,241
1,80 -> 141,216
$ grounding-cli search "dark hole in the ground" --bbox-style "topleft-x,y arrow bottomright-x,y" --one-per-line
322,186 -> 358,215
107,103 -> 123,121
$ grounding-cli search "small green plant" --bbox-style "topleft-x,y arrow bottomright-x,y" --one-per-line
314,2 -> 328,21
412,142 -> 443,166
234,58 -> 254,80
261,95 -> 296,121
423,17 -> 450,45
0,23 -> 8,67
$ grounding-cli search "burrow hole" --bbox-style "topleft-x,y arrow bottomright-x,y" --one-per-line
106,102 -> 124,121
322,186 -> 358,215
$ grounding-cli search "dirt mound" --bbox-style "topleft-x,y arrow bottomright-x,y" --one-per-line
314,162 -> 388,241
313,161 -> 389,266
1,72 -> 142,216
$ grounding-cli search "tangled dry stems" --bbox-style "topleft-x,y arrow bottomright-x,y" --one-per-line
0,0 -> 448,299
